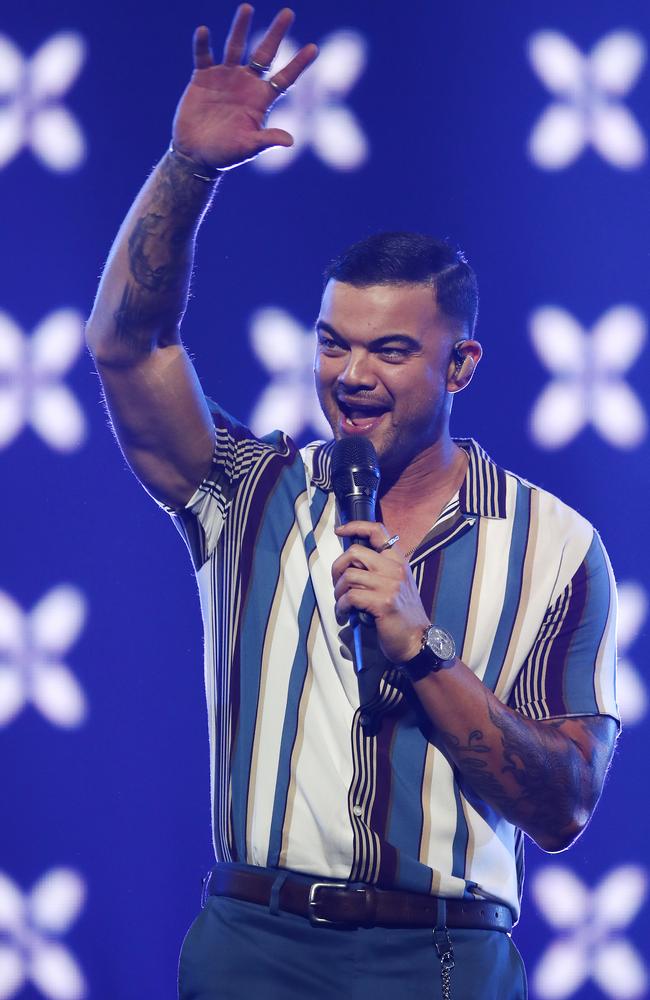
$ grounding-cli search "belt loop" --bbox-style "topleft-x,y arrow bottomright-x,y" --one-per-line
269,871 -> 289,916
201,867 -> 214,909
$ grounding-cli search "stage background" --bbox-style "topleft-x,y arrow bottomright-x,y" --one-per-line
1,0 -> 648,997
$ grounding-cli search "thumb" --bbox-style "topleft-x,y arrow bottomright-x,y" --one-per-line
254,128 -> 294,151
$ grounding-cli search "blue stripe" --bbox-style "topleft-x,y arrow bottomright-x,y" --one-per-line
563,533 -> 610,714
395,853 -> 436,894
428,526 -> 480,887
429,521 -> 480,650
385,713 -> 431,893
230,461 -> 308,861
482,481 -> 531,692
450,779 -> 470,884
266,591 -> 317,867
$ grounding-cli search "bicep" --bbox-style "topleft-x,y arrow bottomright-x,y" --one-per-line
97,343 -> 216,509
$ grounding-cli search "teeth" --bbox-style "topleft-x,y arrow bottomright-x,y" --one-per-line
345,414 -> 377,426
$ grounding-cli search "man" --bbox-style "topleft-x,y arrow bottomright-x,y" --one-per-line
86,6 -> 618,998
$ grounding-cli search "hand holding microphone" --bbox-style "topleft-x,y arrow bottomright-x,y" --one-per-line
331,437 -> 429,671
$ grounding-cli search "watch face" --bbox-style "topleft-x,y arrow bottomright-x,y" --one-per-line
426,626 -> 455,661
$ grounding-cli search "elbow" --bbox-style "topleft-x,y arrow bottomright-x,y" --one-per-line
530,806 -> 592,854
533,827 -> 581,854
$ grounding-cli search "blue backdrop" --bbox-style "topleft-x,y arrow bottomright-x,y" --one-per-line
1,0 -> 648,997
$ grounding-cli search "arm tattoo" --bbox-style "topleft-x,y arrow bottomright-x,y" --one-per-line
112,153 -> 215,349
114,284 -> 154,352
441,698 -> 598,842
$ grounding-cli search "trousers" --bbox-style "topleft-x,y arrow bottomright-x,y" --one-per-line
177,880 -> 528,999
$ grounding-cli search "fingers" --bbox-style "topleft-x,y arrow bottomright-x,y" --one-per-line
269,42 -> 318,91
332,544 -> 403,586
223,3 -> 254,66
193,25 -> 215,69
336,588 -> 374,622
336,521 -> 398,552
249,7 -> 295,70
334,566 -> 375,602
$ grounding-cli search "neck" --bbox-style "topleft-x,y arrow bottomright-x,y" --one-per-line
379,432 -> 466,507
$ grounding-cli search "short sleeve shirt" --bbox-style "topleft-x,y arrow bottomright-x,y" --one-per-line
168,402 -> 619,920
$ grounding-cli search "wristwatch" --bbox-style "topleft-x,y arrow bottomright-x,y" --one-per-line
400,625 -> 456,682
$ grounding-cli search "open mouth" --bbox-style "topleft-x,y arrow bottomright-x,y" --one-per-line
336,398 -> 390,434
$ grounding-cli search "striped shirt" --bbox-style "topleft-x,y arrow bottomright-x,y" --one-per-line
169,402 -> 618,920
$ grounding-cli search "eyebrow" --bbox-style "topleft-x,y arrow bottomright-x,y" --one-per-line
315,320 -> 421,350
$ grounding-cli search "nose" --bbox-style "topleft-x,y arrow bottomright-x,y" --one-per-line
337,349 -> 376,391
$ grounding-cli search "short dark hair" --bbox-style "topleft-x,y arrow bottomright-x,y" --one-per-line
323,232 -> 479,335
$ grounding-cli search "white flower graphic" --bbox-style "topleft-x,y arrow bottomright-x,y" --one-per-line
253,29 -> 368,172
0,32 -> 86,172
0,308 -> 86,452
527,30 -> 647,170
528,305 -> 646,450
248,308 -> 331,439
0,586 -> 87,729
532,865 -> 648,999
616,581 -> 647,726
0,868 -> 87,999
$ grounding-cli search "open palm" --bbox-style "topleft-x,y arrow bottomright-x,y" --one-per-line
172,5 -> 318,170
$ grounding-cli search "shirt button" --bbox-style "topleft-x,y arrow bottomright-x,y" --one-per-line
352,804 -> 363,817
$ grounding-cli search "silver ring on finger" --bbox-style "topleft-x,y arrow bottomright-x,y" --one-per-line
268,78 -> 286,94
378,534 -> 400,553
248,59 -> 272,75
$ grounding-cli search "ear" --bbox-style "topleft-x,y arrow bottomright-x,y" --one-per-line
447,339 -> 482,393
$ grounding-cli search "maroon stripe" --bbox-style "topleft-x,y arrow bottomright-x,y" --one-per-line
543,561 -> 589,716
417,549 -> 443,620
495,466 -> 508,518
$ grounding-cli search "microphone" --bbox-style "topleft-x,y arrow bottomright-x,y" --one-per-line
331,437 -> 381,673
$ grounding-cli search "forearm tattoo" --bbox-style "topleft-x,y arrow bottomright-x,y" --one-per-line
113,153 -> 215,349
440,697 -> 603,843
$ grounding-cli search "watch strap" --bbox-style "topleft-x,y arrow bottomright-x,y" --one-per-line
400,643 -> 445,682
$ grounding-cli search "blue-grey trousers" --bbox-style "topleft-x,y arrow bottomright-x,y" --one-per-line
178,874 -> 528,999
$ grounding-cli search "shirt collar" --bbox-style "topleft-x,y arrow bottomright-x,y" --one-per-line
309,437 -> 508,520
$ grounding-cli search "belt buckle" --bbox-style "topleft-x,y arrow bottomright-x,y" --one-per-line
308,881 -> 362,926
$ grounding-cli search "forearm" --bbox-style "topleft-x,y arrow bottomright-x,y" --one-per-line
86,149 -> 219,365
411,660 -> 592,851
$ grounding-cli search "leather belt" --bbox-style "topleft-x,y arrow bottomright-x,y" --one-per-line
205,866 -> 513,932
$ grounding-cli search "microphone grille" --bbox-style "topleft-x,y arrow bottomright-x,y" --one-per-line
331,436 -> 377,475
331,437 -> 380,497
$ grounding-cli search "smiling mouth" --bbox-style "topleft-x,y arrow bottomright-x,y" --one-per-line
336,398 -> 390,432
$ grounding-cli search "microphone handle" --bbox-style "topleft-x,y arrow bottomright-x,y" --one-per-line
341,493 -> 377,653
348,494 -> 376,541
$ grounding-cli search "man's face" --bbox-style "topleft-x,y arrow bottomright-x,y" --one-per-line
315,280 -> 458,471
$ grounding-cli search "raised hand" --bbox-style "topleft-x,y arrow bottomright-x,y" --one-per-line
172,5 -> 318,170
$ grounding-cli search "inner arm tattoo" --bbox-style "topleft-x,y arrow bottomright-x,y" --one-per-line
441,698 -> 595,842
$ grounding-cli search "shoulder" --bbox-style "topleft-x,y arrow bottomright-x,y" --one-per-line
507,467 -> 594,545
502,465 -> 613,598
461,439 -> 610,590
